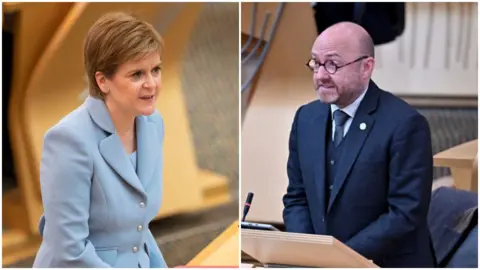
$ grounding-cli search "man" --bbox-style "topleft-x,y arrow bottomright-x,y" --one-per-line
282,22 -> 436,267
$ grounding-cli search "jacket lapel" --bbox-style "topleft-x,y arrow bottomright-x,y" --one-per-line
327,82 -> 379,213
136,116 -> 160,189
99,135 -> 146,196
312,102 -> 330,218
85,96 -> 146,196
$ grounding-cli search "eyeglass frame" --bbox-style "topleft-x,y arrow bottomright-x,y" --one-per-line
305,55 -> 369,74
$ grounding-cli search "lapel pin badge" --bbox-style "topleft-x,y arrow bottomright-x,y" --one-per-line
360,123 -> 367,130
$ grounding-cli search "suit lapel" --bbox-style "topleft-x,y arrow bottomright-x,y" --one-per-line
85,96 -> 146,196
136,116 -> 159,189
327,82 -> 379,213
99,134 -> 146,196
312,102 -> 330,218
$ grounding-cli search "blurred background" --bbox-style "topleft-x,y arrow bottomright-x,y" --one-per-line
241,2 -> 477,267
2,2 -> 239,267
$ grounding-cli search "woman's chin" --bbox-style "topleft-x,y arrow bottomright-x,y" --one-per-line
137,106 -> 156,116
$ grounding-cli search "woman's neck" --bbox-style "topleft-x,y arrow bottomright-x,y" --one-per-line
105,100 -> 135,135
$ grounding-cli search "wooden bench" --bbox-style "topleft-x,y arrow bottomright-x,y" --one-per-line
187,221 -> 239,267
434,139 -> 478,192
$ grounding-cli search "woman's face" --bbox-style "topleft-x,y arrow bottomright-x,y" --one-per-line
97,52 -> 162,118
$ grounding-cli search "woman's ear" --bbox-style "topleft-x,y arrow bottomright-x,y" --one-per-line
95,71 -> 109,94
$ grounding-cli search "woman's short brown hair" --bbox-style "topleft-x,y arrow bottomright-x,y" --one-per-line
84,12 -> 164,100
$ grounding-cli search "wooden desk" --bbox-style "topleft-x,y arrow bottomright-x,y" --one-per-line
434,139 -> 478,192
187,221 -> 239,267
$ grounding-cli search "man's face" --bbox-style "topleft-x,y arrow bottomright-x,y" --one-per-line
310,35 -> 366,107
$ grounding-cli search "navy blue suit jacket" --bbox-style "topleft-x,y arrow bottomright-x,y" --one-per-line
282,81 -> 436,267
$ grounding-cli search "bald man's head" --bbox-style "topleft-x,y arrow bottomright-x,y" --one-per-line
309,22 -> 376,108
317,22 -> 374,58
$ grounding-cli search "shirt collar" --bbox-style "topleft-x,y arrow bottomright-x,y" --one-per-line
330,83 -> 369,119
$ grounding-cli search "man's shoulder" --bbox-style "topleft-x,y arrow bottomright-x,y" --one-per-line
296,99 -> 326,118
376,85 -> 424,120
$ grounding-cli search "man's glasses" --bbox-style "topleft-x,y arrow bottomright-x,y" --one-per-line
306,55 -> 369,74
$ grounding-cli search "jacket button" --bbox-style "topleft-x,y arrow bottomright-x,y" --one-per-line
139,202 -> 145,208
133,246 -> 138,253
137,225 -> 143,232
322,217 -> 325,222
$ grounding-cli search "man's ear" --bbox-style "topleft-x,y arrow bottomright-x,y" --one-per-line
364,58 -> 375,79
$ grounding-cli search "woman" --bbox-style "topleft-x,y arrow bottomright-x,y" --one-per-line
33,12 -> 167,268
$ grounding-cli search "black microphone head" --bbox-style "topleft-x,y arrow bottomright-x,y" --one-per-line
246,192 -> 254,204
242,192 -> 254,222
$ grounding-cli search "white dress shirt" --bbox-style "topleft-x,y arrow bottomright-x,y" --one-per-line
330,84 -> 369,139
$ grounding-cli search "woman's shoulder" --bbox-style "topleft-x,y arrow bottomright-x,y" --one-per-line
45,104 -> 92,140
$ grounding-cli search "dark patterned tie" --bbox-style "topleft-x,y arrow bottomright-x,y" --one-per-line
333,110 -> 349,147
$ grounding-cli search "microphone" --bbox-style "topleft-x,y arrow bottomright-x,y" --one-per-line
240,192 -> 280,231
242,192 -> 254,222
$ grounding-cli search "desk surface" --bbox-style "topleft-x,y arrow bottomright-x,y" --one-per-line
187,221 -> 239,267
433,139 -> 477,168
